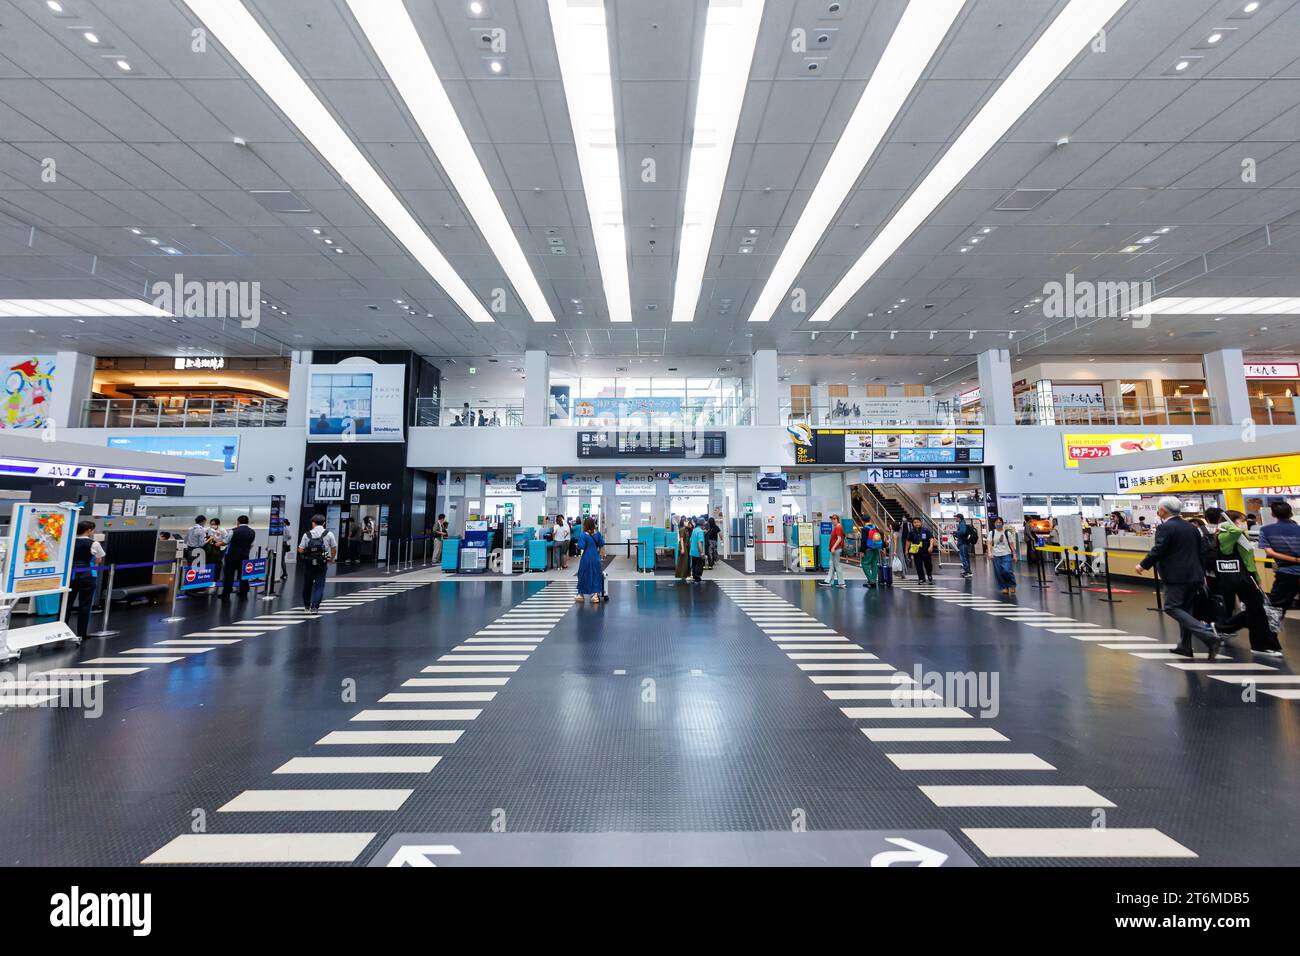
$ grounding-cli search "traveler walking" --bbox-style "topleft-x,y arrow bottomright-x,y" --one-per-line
690,518 -> 707,582
820,514 -> 846,588
908,517 -> 936,583
860,520 -> 883,588
675,518 -> 691,582
1259,500 -> 1300,620
575,516 -> 605,603
1215,510 -> 1284,657
988,517 -> 1018,594
296,514 -> 338,613
552,515 -> 570,570
1135,496 -> 1222,659
955,513 -> 976,578
66,520 -> 104,638
220,515 -> 256,599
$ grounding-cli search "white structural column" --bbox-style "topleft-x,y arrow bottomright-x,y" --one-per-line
752,349 -> 779,426
51,351 -> 96,428
523,350 -> 550,427
288,350 -> 313,426
976,349 -> 1015,425
1202,348 -> 1252,424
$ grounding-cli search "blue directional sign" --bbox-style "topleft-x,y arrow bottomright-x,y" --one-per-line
864,467 -> 971,484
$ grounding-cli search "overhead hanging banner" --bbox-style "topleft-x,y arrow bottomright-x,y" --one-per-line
1115,454 -> 1300,494
1061,433 -> 1193,469
561,474 -> 602,496
614,473 -> 656,496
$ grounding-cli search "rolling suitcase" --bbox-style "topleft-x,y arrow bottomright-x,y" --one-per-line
879,556 -> 893,587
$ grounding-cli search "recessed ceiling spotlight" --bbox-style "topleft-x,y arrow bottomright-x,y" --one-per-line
322,238 -> 333,244
489,59 -> 503,73
1174,59 -> 1190,71
334,247 -> 344,253
1206,32 -> 1223,44
83,31 -> 99,44
980,226 -> 993,234
469,0 -> 484,13
146,237 -> 160,244
311,228 -> 321,235
115,59 -> 131,71
129,227 -> 141,235
1121,244 -> 1141,253
968,236 -> 982,244
959,246 -> 970,253
1242,1 -> 1260,13
47,1 -> 64,12
1156,226 -> 1172,234
747,228 -> 757,235
1137,235 -> 1158,244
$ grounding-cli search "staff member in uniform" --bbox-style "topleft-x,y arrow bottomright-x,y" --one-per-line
183,515 -> 208,566
909,517 -> 936,584
220,515 -> 256,599
66,520 -> 104,638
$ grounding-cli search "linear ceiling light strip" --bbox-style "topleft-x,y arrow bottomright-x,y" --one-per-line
0,298 -> 171,318
548,0 -> 631,323
347,0 -> 555,323
1135,297 -> 1300,316
671,0 -> 765,323
808,0 -> 1130,323
182,0 -> 495,324
746,0 -> 965,324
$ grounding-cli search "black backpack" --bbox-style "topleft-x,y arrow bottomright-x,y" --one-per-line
305,532 -> 328,567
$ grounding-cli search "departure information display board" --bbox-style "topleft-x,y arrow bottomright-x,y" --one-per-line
795,428 -> 984,465
577,430 -> 726,459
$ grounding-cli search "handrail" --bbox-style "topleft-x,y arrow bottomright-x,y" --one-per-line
80,397 -> 287,428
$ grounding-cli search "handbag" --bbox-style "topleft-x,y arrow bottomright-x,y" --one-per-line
1191,585 -> 1223,625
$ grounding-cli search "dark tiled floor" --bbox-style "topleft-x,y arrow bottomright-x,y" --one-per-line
0,564 -> 1296,866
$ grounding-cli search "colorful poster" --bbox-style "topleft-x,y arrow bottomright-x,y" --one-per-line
1,355 -> 55,430
4,503 -> 75,594
1061,433 -> 1193,468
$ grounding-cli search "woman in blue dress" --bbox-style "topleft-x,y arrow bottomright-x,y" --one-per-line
575,516 -> 605,603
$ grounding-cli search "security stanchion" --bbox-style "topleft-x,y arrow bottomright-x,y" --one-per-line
262,552 -> 279,601
87,563 -> 120,638
1148,565 -> 1164,612
161,557 -> 186,623
1031,542 -> 1049,590
1097,532 -> 1121,604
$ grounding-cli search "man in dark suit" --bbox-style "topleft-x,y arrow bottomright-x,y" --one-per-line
221,515 -> 257,599
1136,496 -> 1221,659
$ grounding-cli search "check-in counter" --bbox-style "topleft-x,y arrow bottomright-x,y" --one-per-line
1103,531 -> 1277,589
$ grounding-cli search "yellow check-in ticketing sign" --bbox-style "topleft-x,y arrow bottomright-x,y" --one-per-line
1115,454 -> 1300,494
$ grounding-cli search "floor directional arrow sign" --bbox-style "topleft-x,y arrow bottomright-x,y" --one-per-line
870,837 -> 949,867
385,844 -> 461,867
369,831 -> 973,866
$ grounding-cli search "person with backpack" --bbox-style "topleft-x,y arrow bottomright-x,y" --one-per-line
575,516 -> 605,604
955,513 -> 977,578
860,520 -> 884,589
1215,509 -> 1284,657
988,517 -> 1018,595
296,514 -> 338,613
